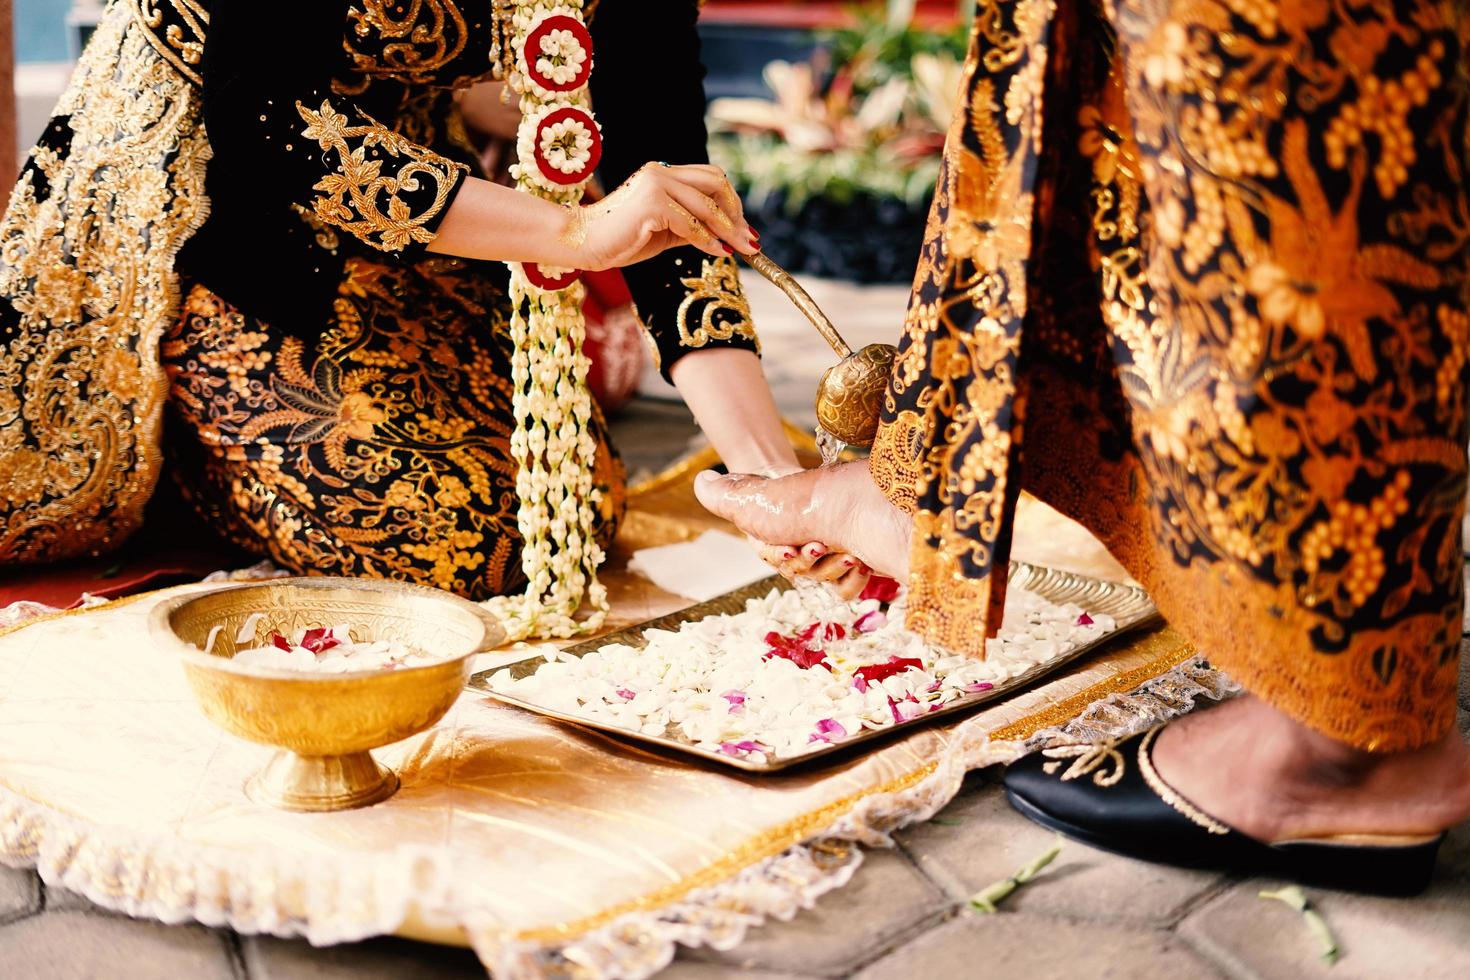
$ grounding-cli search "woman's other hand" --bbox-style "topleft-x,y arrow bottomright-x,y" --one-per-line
755,540 -> 872,601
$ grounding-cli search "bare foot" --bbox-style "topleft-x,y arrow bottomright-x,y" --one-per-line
1152,694 -> 1470,841
695,460 -> 914,581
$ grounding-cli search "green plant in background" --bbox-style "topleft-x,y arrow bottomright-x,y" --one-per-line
707,0 -> 969,215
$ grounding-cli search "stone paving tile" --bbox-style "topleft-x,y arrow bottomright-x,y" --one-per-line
0,910 -> 236,980
1179,823 -> 1470,980
896,773 -> 1227,927
608,398 -> 702,484
243,934 -> 485,980
661,961 -> 816,980
682,848 -> 949,977
44,885 -> 114,915
0,866 -> 40,922
854,911 -> 1222,980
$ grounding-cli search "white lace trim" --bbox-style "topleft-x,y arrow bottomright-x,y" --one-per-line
478,660 -> 1237,978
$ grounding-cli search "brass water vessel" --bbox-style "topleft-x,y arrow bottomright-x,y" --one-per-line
745,252 -> 897,447
151,578 -> 505,812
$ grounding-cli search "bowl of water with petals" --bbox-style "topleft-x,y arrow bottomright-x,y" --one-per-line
745,252 -> 897,462
151,577 -> 505,812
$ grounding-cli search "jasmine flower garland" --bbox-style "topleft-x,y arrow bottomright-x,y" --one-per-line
482,0 -> 608,641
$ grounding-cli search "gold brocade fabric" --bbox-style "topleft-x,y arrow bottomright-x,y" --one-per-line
873,0 -> 1469,750
161,261 -> 625,601
0,4 -> 211,563
0,470 -> 1212,975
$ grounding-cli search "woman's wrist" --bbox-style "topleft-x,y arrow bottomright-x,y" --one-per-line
427,177 -> 588,267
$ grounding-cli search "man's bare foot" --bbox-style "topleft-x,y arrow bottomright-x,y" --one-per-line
695,460 -> 914,581
1152,694 -> 1470,841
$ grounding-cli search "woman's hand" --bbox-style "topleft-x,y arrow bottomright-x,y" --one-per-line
569,163 -> 759,271
754,540 -> 872,601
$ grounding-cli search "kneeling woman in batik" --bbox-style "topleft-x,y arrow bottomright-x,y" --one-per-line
700,0 -> 1470,891
0,1 -> 858,610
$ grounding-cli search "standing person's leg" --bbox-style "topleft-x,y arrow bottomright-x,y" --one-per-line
1005,0 -> 1470,856
697,0 -> 1470,887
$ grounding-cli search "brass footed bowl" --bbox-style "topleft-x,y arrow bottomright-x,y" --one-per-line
150,578 -> 506,812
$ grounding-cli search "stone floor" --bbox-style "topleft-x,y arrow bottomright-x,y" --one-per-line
4,275 -> 1470,978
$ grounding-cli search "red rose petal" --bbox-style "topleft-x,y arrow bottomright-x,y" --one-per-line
859,576 -> 901,603
853,656 -> 925,686
1076,612 -> 1095,626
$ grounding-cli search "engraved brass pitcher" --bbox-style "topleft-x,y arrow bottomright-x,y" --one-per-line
745,253 -> 896,448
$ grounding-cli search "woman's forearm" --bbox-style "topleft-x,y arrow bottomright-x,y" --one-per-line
671,348 -> 800,477
427,177 -> 579,266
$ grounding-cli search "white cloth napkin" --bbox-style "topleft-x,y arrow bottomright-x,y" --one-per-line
627,530 -> 774,602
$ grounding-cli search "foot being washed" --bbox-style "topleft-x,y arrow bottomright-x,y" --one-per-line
695,460 -> 914,586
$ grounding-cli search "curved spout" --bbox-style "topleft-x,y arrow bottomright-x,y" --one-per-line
744,252 -> 853,359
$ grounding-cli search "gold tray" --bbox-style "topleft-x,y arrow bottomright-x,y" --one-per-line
468,561 -> 1159,772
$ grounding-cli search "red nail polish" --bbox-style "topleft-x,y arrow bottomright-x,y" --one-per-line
843,558 -> 857,567
722,243 -> 734,253
748,239 -> 760,252
782,550 -> 796,560
748,226 -> 760,239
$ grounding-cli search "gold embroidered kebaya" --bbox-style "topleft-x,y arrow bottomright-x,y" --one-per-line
297,101 -> 468,253
0,5 -> 210,562
133,0 -> 208,84
0,1 -> 758,601
872,0 -> 1468,750
675,256 -> 760,351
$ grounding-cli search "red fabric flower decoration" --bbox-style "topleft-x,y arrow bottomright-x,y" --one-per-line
524,16 -> 594,93
523,263 -> 583,290
533,106 -> 602,186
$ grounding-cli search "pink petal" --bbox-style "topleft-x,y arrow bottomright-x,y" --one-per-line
1076,612 -> 1095,626
854,610 -> 887,633
853,675 -> 869,693
721,689 -> 747,713
616,688 -> 635,700
964,681 -> 995,693
816,718 -> 848,738
887,697 -> 903,724
719,740 -> 765,757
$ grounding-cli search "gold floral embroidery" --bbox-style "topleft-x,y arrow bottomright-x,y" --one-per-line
344,0 -> 493,88
674,257 -> 760,351
132,0 -> 208,86
297,100 -> 467,253
164,261 -> 626,600
1040,738 -> 1127,788
0,6 -> 211,562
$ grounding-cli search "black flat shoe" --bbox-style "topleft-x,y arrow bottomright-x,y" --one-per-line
1003,725 -> 1446,896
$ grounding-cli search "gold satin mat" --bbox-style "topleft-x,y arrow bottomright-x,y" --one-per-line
0,453 -> 1201,976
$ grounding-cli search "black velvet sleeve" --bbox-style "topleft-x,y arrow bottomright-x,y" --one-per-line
590,0 -> 760,380
200,2 -> 467,258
